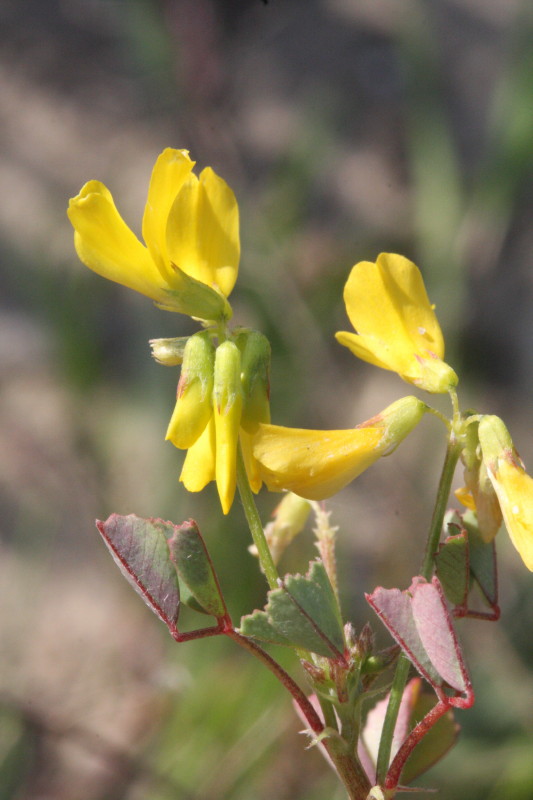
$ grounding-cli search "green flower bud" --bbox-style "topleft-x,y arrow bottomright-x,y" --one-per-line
478,415 -> 518,466
165,331 -> 215,449
149,336 -> 190,366
235,330 -> 271,433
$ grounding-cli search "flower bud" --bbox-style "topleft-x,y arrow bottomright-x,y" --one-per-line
213,340 -> 243,514
149,336 -> 190,366
166,331 -> 215,449
234,330 -> 271,433
262,492 -> 311,564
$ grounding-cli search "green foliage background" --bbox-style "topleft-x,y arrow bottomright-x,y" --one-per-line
2,1 -> 533,798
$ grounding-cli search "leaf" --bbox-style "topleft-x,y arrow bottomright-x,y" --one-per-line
367,577 -> 471,700
462,511 -> 498,607
239,609 -> 293,646
401,688 -> 458,784
239,560 -> 345,659
166,520 -> 226,618
96,514 -> 180,629
435,529 -> 470,607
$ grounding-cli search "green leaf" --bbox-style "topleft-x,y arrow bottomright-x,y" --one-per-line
96,514 -> 180,629
239,609 -> 293,646
166,520 -> 226,618
463,511 -> 498,606
240,560 -> 345,658
435,529 -> 469,606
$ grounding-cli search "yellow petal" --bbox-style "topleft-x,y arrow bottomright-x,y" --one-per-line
344,253 -> 444,356
179,415 -> 216,492
336,253 -> 457,393
489,461 -> 533,571
68,181 -> 165,301
166,167 -> 239,297
252,424 -> 384,500
240,430 -> 262,493
142,148 -> 195,282
213,342 -> 243,514
454,486 -> 476,511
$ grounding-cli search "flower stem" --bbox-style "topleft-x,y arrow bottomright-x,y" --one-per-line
236,444 -> 279,590
375,430 -> 462,785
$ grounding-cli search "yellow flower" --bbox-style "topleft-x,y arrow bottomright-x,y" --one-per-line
479,415 -> 533,570
67,148 -> 239,319
252,396 -> 427,500
166,331 -> 271,514
335,253 -> 458,394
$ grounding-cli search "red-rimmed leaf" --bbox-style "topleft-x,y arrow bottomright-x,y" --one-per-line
167,520 -> 227,618
96,514 -> 180,630
367,577 -> 472,704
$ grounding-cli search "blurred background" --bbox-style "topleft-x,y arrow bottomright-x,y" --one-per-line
2,0 -> 533,797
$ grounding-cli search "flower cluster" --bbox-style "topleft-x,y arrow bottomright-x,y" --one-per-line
68,148 -> 533,569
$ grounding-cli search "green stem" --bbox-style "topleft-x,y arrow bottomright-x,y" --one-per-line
375,430 -> 462,785
236,444 -> 279,590
420,434 -> 462,580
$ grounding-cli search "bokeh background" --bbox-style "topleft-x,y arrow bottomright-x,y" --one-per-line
2,0 -> 533,798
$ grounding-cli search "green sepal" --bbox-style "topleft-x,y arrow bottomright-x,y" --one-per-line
234,329 -> 271,433
156,264 -> 233,321
166,520 -> 226,618
166,331 -> 215,449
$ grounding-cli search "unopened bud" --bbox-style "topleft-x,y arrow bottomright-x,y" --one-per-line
261,492 -> 311,564
478,415 -> 522,468
149,336 -> 190,366
166,331 -> 215,449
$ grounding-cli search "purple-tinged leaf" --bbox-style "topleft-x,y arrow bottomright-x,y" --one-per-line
410,578 -> 469,693
367,577 -> 472,703
167,520 -> 226,619
359,678 -> 421,783
97,514 -> 180,630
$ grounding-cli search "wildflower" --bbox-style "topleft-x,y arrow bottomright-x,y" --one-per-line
252,396 -> 427,500
335,253 -> 458,393
166,330 -> 271,514
478,415 -> 533,570
67,148 -> 239,320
